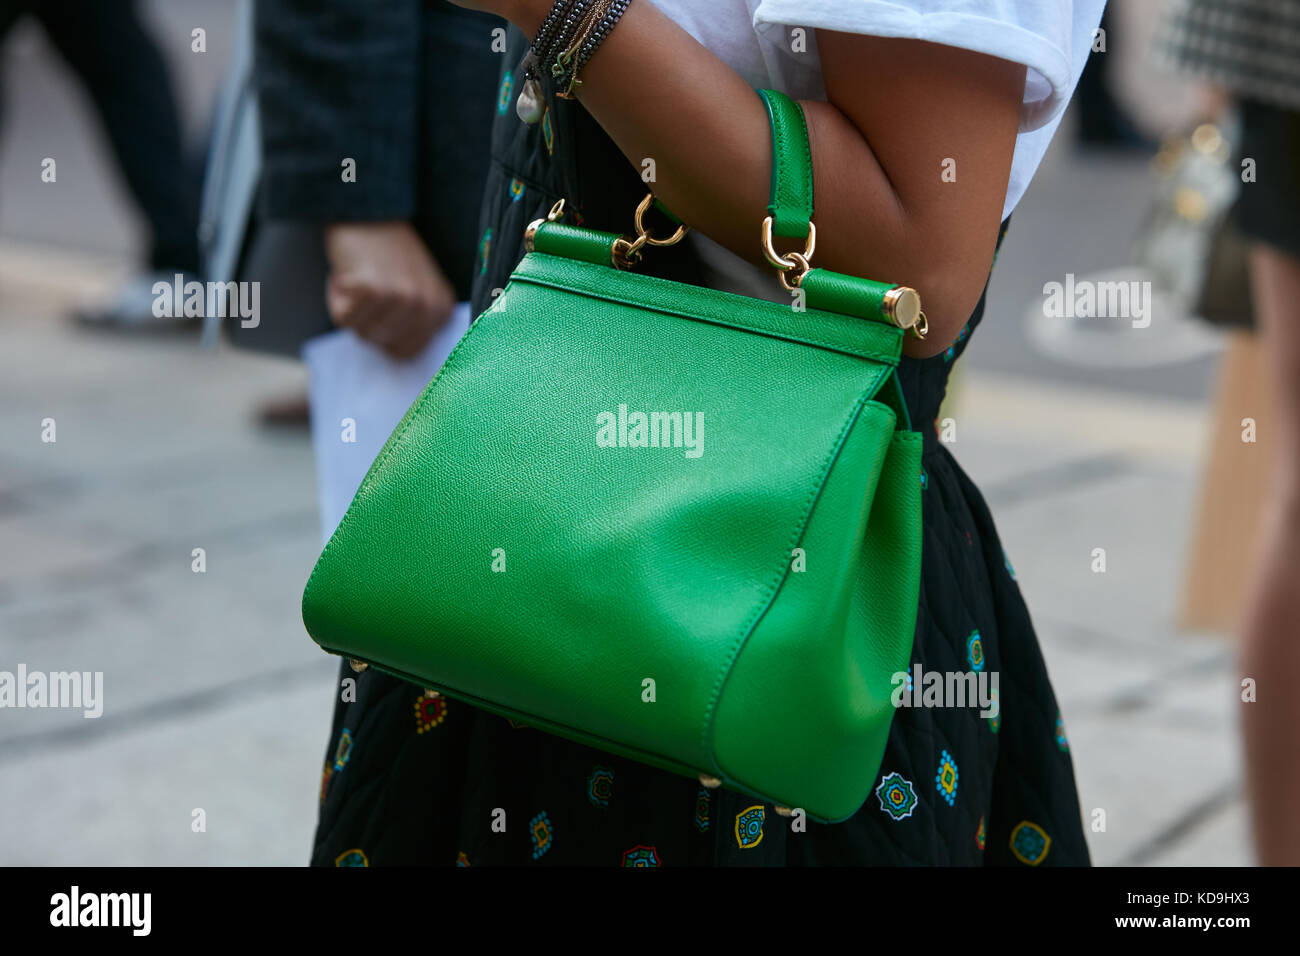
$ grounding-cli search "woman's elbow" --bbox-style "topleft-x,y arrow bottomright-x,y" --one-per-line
899,251 -> 996,359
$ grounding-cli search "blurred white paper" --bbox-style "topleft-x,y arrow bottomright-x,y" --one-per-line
304,302 -> 471,544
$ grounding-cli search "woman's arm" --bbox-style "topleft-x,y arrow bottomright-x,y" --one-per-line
482,0 -> 1025,357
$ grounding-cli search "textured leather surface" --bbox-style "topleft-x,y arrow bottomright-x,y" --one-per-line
532,220 -> 620,266
513,251 -> 904,363
800,269 -> 894,325
759,88 -> 814,238
302,246 -> 922,820
712,425 -> 922,821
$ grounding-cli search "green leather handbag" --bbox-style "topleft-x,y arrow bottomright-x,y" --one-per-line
302,89 -> 927,823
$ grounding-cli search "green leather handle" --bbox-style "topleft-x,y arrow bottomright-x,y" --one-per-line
799,269 -> 893,320
521,89 -> 923,337
530,220 -> 621,267
643,89 -> 813,238
757,88 -> 814,239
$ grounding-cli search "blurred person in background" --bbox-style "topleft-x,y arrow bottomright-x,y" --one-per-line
255,0 -> 500,363
1159,0 -> 1300,865
253,0 -> 501,859
245,0 -> 499,426
0,0 -> 202,327
1074,4 -> 1154,151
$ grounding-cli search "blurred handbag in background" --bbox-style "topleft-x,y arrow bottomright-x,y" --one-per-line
1146,122 -> 1268,635
1133,116 -> 1255,328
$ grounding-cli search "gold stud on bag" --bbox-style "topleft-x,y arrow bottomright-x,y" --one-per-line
882,285 -> 928,338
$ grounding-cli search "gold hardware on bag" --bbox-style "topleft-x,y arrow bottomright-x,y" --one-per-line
525,198 -> 568,253
762,216 -> 817,291
762,217 -> 927,338
532,193 -> 927,339
612,192 -> 690,269
777,252 -> 811,293
610,236 -> 645,268
348,659 -> 369,673
882,285 -> 928,338
633,193 -> 689,247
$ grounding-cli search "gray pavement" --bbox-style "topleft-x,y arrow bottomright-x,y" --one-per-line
0,251 -> 335,865
0,0 -> 1251,866
953,390 -> 1247,866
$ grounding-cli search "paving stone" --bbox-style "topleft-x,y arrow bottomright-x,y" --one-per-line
0,674 -> 336,865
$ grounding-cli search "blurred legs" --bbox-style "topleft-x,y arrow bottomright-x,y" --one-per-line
1240,243 -> 1300,865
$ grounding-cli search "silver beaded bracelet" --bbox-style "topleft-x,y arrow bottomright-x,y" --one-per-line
516,0 -> 633,123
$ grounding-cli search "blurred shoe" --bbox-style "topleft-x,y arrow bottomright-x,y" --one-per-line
257,392 -> 311,429
1024,266 -> 1224,370
72,270 -> 203,331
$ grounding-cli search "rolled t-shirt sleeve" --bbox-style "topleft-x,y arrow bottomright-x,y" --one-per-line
753,0 -> 1096,132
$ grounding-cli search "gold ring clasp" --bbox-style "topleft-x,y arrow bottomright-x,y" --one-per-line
633,193 -> 689,248
611,234 -> 646,269
525,198 -> 569,253
778,252 -> 811,292
613,193 -> 690,268
762,216 -> 816,289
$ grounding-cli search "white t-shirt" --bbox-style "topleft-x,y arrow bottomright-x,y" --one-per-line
648,0 -> 1107,221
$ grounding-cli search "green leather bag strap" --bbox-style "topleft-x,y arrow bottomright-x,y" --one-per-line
755,88 -> 927,342
757,88 -> 814,239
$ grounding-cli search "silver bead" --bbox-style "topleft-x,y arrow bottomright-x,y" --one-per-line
516,78 -> 545,125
